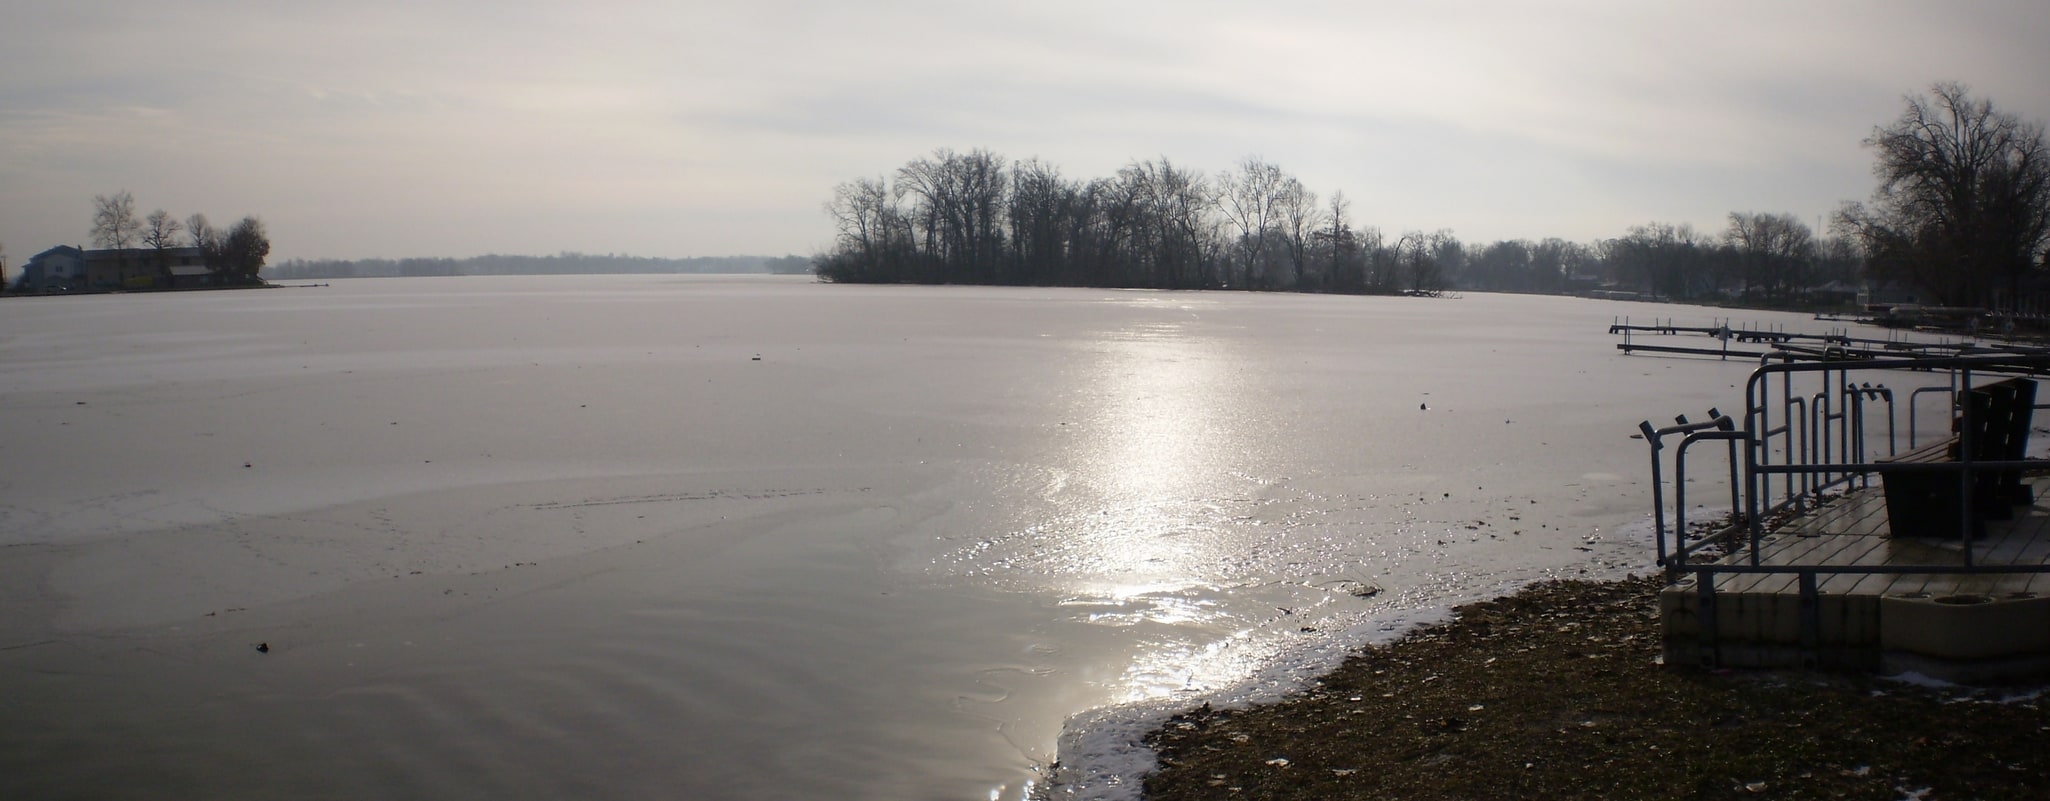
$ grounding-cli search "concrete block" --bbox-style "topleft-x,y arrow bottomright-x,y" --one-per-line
1658,588 -> 1699,638
1879,591 -> 2050,660
1763,594 -> 1800,644
1817,594 -> 1881,647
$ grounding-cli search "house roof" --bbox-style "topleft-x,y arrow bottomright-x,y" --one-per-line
29,245 -> 83,262
85,247 -> 204,261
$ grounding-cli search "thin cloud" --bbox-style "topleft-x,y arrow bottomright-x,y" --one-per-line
3,0 -> 2046,262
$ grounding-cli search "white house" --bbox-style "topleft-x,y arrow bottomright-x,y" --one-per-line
15,245 -> 87,291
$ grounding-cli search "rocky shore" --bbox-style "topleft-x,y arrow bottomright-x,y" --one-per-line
1142,575 -> 2050,800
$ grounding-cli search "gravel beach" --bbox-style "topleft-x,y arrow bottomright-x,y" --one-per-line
1143,575 -> 2050,800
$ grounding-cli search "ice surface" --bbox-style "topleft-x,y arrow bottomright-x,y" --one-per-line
0,276 -> 1890,800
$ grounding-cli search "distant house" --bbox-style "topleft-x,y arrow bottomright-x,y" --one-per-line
14,245 -> 87,292
85,247 -> 210,290
165,260 -> 214,288
1800,280 -> 1862,309
11,246 -> 213,293
1561,270 -> 1604,296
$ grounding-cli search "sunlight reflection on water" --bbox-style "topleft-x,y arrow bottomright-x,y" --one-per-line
1077,320 -> 1242,566
1059,318 -> 1282,702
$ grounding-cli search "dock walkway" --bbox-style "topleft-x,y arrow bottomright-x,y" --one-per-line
1661,478 -> 2050,679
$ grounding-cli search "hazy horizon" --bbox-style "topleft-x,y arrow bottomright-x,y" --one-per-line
4,2 -> 2048,264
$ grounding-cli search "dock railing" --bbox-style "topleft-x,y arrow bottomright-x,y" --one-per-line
1642,350 -> 2050,667
1644,351 -> 2050,571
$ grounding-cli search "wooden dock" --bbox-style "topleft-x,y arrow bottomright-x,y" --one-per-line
1607,319 -> 2040,362
1661,478 -> 2050,680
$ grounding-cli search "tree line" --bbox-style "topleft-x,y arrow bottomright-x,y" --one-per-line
89,190 -> 271,285
817,151 -> 1859,303
818,84 -> 2049,310
819,151 -> 1441,294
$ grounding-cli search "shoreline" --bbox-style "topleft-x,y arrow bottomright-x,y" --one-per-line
1138,574 -> 2050,800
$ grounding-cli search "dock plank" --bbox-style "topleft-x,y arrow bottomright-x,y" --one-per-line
1674,477 -> 2050,670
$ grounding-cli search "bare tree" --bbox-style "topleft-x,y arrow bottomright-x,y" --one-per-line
91,190 -> 142,249
186,213 -> 213,249
1315,191 -> 1365,292
1837,82 -> 2050,307
1360,226 -> 1396,292
1427,231 -> 1466,289
1724,211 -> 1815,303
895,148 -> 1008,283
821,177 -> 902,281
186,212 -> 221,271
1008,158 -> 1075,285
142,209 -> 182,251
1468,239 -> 1533,291
1395,231 -> 1454,294
1606,222 -> 1708,299
1276,177 -> 1318,289
1530,238 -> 1591,292
140,209 -> 185,286
1120,158 -> 1218,289
1812,234 -> 1864,287
1217,157 -> 1286,288
820,177 -> 919,283
1094,170 -> 1152,285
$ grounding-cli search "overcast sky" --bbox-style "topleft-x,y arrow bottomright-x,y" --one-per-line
3,1 -> 2047,265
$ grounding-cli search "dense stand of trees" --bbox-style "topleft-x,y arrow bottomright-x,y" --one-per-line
819,150 -> 1448,294
85,191 -> 271,285
1591,220 -> 1863,305
817,149 -> 1856,303
212,217 -> 271,284
819,84 -> 2049,312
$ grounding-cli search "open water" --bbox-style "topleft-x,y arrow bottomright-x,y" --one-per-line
0,276 -> 1842,799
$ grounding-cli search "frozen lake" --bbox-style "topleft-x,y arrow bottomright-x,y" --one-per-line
2,276 -> 1820,799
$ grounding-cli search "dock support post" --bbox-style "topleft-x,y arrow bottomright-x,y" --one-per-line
1696,573 -> 1720,668
1798,571 -> 1820,668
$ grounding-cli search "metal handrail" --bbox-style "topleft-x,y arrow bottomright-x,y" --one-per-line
1643,351 -> 2050,572
1746,356 -> 2021,545
1639,412 -> 1740,568
1645,351 -> 2050,668
1673,427 -> 1747,565
1907,384 -> 1956,448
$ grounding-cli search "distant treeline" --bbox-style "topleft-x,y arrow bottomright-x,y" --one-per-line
268,253 -> 812,280
817,149 -> 1870,305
